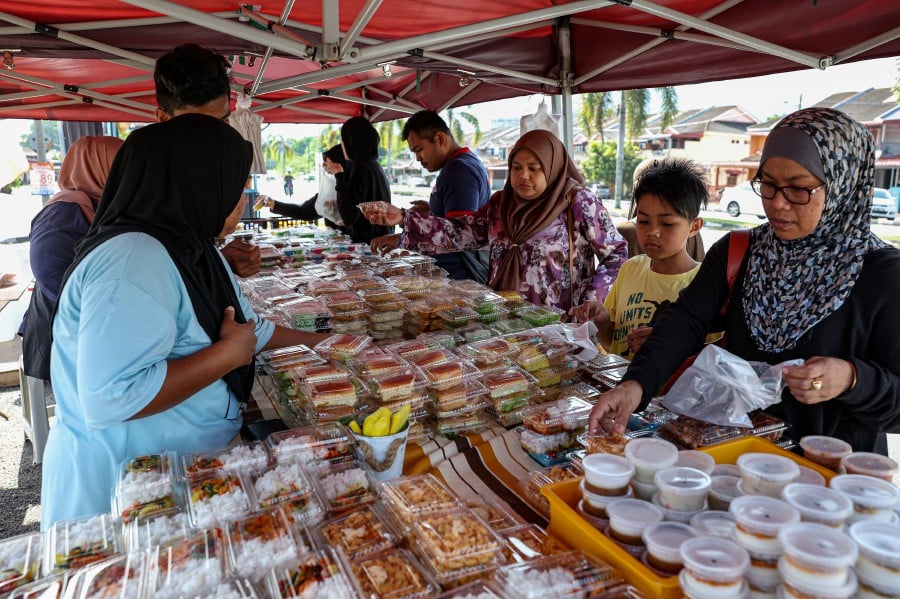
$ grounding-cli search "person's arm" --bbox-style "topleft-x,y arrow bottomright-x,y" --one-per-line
29,203 -> 89,302
262,325 -> 332,352
572,189 -> 628,303
399,195 -> 494,254
265,195 -> 320,221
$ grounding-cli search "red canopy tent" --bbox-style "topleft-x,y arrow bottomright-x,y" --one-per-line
0,0 -> 897,130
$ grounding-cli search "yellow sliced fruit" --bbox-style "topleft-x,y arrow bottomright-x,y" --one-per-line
371,416 -> 391,437
348,419 -> 362,434
389,404 -> 411,435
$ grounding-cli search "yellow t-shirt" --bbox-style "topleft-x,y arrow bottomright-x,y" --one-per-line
603,255 -> 706,357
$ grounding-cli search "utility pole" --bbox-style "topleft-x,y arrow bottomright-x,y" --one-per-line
33,119 -> 52,204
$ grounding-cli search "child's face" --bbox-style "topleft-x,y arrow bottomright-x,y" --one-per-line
634,193 -> 701,261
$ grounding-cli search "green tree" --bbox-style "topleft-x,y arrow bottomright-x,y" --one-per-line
578,92 -> 614,142
581,87 -> 678,143
581,141 -> 643,192
445,109 -> 482,146
263,135 -> 296,172
318,125 -> 340,152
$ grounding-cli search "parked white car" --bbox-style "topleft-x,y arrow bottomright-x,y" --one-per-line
721,181 -> 766,219
871,187 -> 897,220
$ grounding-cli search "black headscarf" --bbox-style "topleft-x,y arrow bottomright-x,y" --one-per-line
340,117 -> 380,161
69,113 -> 255,403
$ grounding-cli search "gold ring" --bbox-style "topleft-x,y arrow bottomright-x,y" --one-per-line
810,378 -> 823,391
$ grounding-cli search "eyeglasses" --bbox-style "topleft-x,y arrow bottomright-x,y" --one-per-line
750,179 -> 826,206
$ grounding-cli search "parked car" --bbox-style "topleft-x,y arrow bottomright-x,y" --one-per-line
591,182 -> 611,199
721,181 -> 766,219
871,187 -> 897,220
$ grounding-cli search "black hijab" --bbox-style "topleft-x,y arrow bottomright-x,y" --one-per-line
340,117 -> 380,161
70,113 -> 255,403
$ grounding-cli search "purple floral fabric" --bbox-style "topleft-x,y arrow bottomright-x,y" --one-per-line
400,188 -> 627,309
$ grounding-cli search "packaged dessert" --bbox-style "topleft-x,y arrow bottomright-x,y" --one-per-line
350,548 -> 439,599
848,520 -> 900,593
405,348 -> 454,369
381,474 -> 462,526
469,291 -> 506,314
493,550 -> 628,598
321,289 -> 366,316
737,452 -> 800,498
776,522 -> 857,588
0,532 -> 41,594
418,330 -> 463,350
266,423 -> 354,466
605,497 -> 665,545
388,274 -> 432,299
126,508 -> 192,553
438,306 -> 479,329
277,297 -> 333,332
290,361 -> 352,384
499,524 -> 569,563
251,460 -> 315,508
729,495 -> 800,555
304,279 -> 348,297
63,552 -> 148,599
458,338 -> 517,366
314,461 -> 378,512
517,427 -> 579,467
150,529 -> 228,598
44,513 -> 120,573
521,396 -> 592,435
840,451 -> 899,482
352,352 -> 409,376
421,359 -> 480,390
512,305 -> 565,326
376,260 -> 416,278
181,441 -> 270,481
781,483 -> 853,528
298,377 -> 359,408
798,435 -> 852,471
313,334 -> 373,361
518,461 -> 585,517
358,284 -> 405,305
641,521 -> 698,575
258,344 -> 319,370
114,451 -> 179,523
490,390 -> 531,415
434,411 -> 488,437
829,474 -> 900,523
187,472 -> 254,528
362,367 -> 426,403
578,431 -> 629,456
431,378 -> 489,411
513,344 -> 552,373
457,323 -> 494,344
225,509 -> 300,583
267,547 -> 356,599
679,537 -> 750,599
319,503 -> 399,559
477,305 -> 508,325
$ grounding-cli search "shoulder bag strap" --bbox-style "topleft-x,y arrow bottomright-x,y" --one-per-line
566,191 -> 577,307
718,228 -> 751,318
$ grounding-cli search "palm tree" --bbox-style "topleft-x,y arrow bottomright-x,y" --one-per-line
446,109 -> 482,146
582,87 -> 679,144
578,92 -> 614,142
263,135 -> 296,172
318,125 -> 340,152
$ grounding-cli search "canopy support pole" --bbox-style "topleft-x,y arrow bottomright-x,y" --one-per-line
556,16 -> 574,154
249,0 -> 298,96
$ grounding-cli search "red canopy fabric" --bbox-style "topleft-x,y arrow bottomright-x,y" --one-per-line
0,0 -> 897,123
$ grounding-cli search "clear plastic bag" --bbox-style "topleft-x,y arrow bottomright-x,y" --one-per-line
661,345 -> 801,428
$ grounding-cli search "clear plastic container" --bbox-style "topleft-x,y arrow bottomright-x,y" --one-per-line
251,460 -> 315,508
438,306 -> 479,329
798,435 -> 852,471
855,570 -> 900,599
313,333 -> 373,360
0,532 -> 41,594
690,510 -> 737,539
411,508 -> 504,572
605,497 -> 665,545
840,452 -> 899,483
226,509 -> 300,582
499,524 -> 569,563
780,483 -> 853,528
150,529 -> 228,597
319,503 -> 399,559
314,461 -> 378,513
521,396 -> 592,435
651,492 -> 705,524
465,497 -> 522,531
578,431 -> 629,457
736,453 -> 801,498
459,338 -> 517,365
181,441 -> 270,481
777,564 -> 857,599
483,367 -> 534,399
43,513 -> 120,573
519,461 -> 585,517
582,453 -> 635,495
513,305 -> 565,326
713,464 -> 741,478
6,573 -> 68,599
349,547 -> 439,599
114,451 -> 178,524
291,361 -> 351,383
708,475 -> 741,511
829,474 -> 900,523
495,550 -> 627,598
436,580 -> 503,598
624,437 -> 679,484
641,520 -> 697,574
298,378 -> 359,408
776,522 -> 857,587
63,553 -> 147,599
187,472 -> 254,529
848,520 -> 900,591
126,508 -> 191,553
630,478 -> 658,502
680,537 -> 750,598
380,474 -> 462,525
266,423 -> 354,466
267,547 -> 357,598
581,479 -> 632,518
795,465 -> 826,487
654,466 -> 711,513
729,495 -> 800,555
675,450 -> 716,475
420,359 -> 479,390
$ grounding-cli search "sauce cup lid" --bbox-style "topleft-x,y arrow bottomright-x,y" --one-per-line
781,483 -> 853,522
582,453 -> 635,486
847,520 -> 900,567
841,452 -> 899,478
729,495 -> 800,535
798,435 -> 852,459
829,474 -> 900,509
642,521 -> 697,561
736,453 -> 800,482
777,522 -> 858,570
624,438 -> 679,469
654,467 -> 712,495
680,536 -> 750,581
689,510 -> 736,539
605,497 -> 664,528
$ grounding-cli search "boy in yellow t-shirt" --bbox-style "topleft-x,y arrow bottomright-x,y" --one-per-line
573,159 -> 709,357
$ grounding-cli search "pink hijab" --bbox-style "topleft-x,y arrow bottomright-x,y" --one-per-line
48,136 -> 123,223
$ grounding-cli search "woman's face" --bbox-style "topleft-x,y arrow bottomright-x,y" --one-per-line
219,180 -> 249,237
509,148 -> 547,200
759,156 -> 826,241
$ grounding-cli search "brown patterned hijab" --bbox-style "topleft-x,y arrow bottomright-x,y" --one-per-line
49,136 -> 124,223
491,129 -> 584,291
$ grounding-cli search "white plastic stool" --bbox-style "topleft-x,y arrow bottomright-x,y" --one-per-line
18,356 -> 53,464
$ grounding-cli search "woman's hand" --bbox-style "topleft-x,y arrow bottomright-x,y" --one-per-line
371,233 -> 401,254
254,195 -> 274,210
362,202 -> 404,226
588,380 -> 643,435
218,306 -> 257,369
782,356 -> 856,405
570,299 -> 610,325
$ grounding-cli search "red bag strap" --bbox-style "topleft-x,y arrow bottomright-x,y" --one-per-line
719,228 -> 750,318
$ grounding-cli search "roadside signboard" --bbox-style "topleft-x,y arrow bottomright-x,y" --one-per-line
30,162 -> 55,196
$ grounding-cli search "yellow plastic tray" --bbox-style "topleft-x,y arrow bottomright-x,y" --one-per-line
542,436 -> 834,599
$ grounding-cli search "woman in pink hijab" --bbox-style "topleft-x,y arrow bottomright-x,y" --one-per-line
20,136 -> 124,382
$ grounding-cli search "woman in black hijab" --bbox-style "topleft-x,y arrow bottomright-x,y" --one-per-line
41,114 -> 330,528
335,116 -> 393,243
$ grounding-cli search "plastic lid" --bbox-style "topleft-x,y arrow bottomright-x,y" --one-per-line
712,464 -> 741,478
582,454 -> 635,487
680,536 -> 750,582
605,498 -> 665,530
709,476 -> 741,500
675,451 -> 716,475
799,435 -> 852,459
654,466 -> 712,494
795,466 -> 826,487
777,522 -> 857,572
690,511 -> 737,539
642,521 -> 698,562
781,483 -> 853,523
350,547 -> 439,598
777,560 -> 858,598
729,496 -> 800,536
737,453 -> 801,482
829,474 -> 900,510
319,504 -> 399,559
841,452 -> 899,479
847,520 -> 900,567
624,438 -> 679,469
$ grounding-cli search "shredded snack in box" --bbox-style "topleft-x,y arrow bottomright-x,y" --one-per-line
381,474 -> 461,524
320,504 -> 399,559
351,548 -> 438,599
412,509 -> 503,572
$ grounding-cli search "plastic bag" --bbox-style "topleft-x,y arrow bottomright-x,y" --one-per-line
315,170 -> 343,225
535,321 -> 600,362
660,345 -> 802,428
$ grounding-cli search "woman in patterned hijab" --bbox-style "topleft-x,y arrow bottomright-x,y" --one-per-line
589,108 -> 900,453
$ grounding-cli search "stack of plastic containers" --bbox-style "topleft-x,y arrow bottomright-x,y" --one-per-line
652,466 -> 712,523
518,396 -> 592,466
604,498 -> 665,558
729,495 -> 800,595
360,284 -> 408,342
321,290 -> 368,335
848,520 -> 900,599
579,453 -> 635,522
113,452 -> 179,524
421,356 -> 488,436
775,522 -> 858,599
624,437 -> 680,501
829,474 -> 900,524
679,536 -> 750,599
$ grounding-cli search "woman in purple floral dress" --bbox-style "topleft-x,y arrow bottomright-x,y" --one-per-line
365,129 -> 627,311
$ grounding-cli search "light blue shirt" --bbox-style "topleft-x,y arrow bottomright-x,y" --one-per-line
41,233 -> 274,529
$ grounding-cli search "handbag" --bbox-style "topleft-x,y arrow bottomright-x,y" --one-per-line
658,228 -> 750,394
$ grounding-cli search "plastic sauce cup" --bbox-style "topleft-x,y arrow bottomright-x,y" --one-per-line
776,522 -> 857,587
730,495 -> 800,555
780,483 -> 853,528
736,453 -> 800,498
625,437 -> 679,484
840,452 -> 899,483
605,497 -> 664,545
675,450 -> 716,475
655,466 -> 711,513
641,520 -> 697,574
582,453 -> 635,496
829,474 -> 900,524
630,478 -> 658,502
651,492 -> 704,524
679,536 -> 750,598
580,478 -> 632,518
798,435 -> 852,471
690,510 -> 736,539
777,565 -> 857,599
848,520 -> 900,591
795,466 -> 826,487
708,476 -> 741,511
855,569 -> 900,599
713,464 -> 741,478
